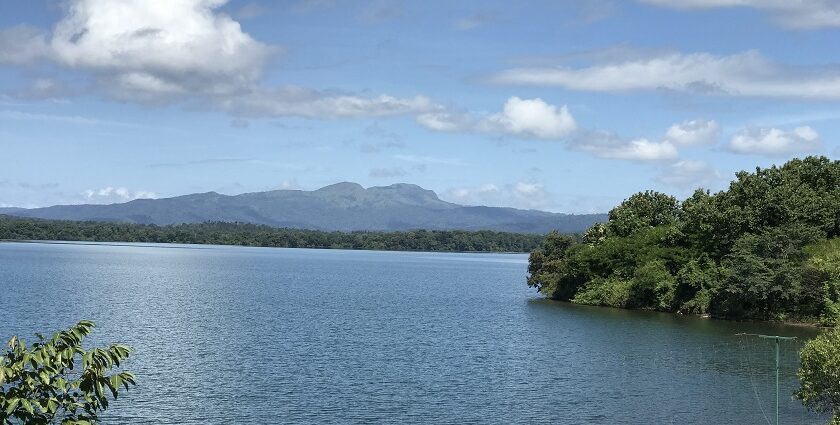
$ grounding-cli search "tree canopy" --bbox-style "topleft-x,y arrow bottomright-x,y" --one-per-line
0,218 -> 545,253
528,156 -> 840,322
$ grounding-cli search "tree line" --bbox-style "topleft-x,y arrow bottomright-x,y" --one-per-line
0,217 -> 545,253
527,156 -> 840,324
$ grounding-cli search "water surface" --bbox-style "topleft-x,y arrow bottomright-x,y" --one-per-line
0,242 -> 828,424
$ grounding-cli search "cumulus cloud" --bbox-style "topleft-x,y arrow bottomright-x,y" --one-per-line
481,97 -> 577,139
665,119 -> 720,146
82,187 -> 157,204
418,97 -> 688,162
638,0 -> 840,29
656,160 -> 721,189
729,126 -> 821,155
417,96 -> 577,139
490,50 -> 840,100
0,0 -> 434,119
572,131 -> 679,162
48,0 -> 272,100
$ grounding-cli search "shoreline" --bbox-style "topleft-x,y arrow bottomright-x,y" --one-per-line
547,297 -> 831,328
0,238 -> 533,255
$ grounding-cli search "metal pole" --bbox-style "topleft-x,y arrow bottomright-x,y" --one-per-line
751,334 -> 796,425
775,337 -> 780,425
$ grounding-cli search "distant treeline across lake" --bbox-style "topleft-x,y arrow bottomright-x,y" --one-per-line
0,216 -> 547,253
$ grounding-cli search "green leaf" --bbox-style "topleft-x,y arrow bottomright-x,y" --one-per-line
20,399 -> 34,415
4,397 -> 20,414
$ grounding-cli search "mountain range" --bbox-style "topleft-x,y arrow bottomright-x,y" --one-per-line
0,182 -> 606,234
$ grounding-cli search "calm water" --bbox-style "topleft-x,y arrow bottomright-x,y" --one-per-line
0,241 -> 829,424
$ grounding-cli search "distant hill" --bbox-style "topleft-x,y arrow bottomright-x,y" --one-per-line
0,182 -> 606,234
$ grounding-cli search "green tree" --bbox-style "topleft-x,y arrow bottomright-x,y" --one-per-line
582,223 -> 607,245
801,239 -> 840,326
527,231 -> 576,292
629,259 -> 676,310
606,191 -> 679,237
0,321 -> 136,424
0,217 -> 545,254
674,257 -> 722,315
796,327 -> 840,424
714,225 -> 821,320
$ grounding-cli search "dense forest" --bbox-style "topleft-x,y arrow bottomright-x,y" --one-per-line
527,156 -> 840,323
0,217 -> 544,253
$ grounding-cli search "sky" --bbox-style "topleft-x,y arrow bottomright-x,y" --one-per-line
0,0 -> 838,213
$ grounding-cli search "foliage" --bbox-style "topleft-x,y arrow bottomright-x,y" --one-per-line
0,217 -> 545,253
606,191 -> 679,237
527,156 -> 840,322
582,222 -> 607,245
630,260 -> 676,310
0,321 -> 135,424
572,276 -> 632,308
674,257 -> 721,315
796,327 -> 840,423
713,225 -> 821,320
802,239 -> 840,326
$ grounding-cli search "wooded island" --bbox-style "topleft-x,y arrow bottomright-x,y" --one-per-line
527,156 -> 840,324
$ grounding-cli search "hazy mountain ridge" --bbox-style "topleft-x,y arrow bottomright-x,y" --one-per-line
0,183 -> 606,234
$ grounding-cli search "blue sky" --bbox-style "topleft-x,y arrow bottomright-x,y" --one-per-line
0,0 -> 838,213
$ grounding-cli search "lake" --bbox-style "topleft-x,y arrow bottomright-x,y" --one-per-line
0,241 -> 829,424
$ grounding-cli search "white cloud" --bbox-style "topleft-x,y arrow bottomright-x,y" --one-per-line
416,111 -> 472,132
665,119 -> 720,146
444,182 -> 550,210
729,126 -> 821,155
222,87 -> 436,119
656,160 -> 721,189
512,182 -> 545,202
417,96 -> 576,139
0,110 -> 142,128
490,50 -> 840,100
82,187 -> 157,204
639,0 -> 840,29
41,0 -> 272,100
393,154 -> 468,166
572,131 -> 679,162
0,1 -> 434,119
275,179 -> 301,190
482,97 -> 577,139
369,167 -> 407,178
419,97 -> 684,162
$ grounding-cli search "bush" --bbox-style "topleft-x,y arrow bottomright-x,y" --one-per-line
796,327 -> 840,423
572,277 -> 632,308
0,321 -> 135,424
